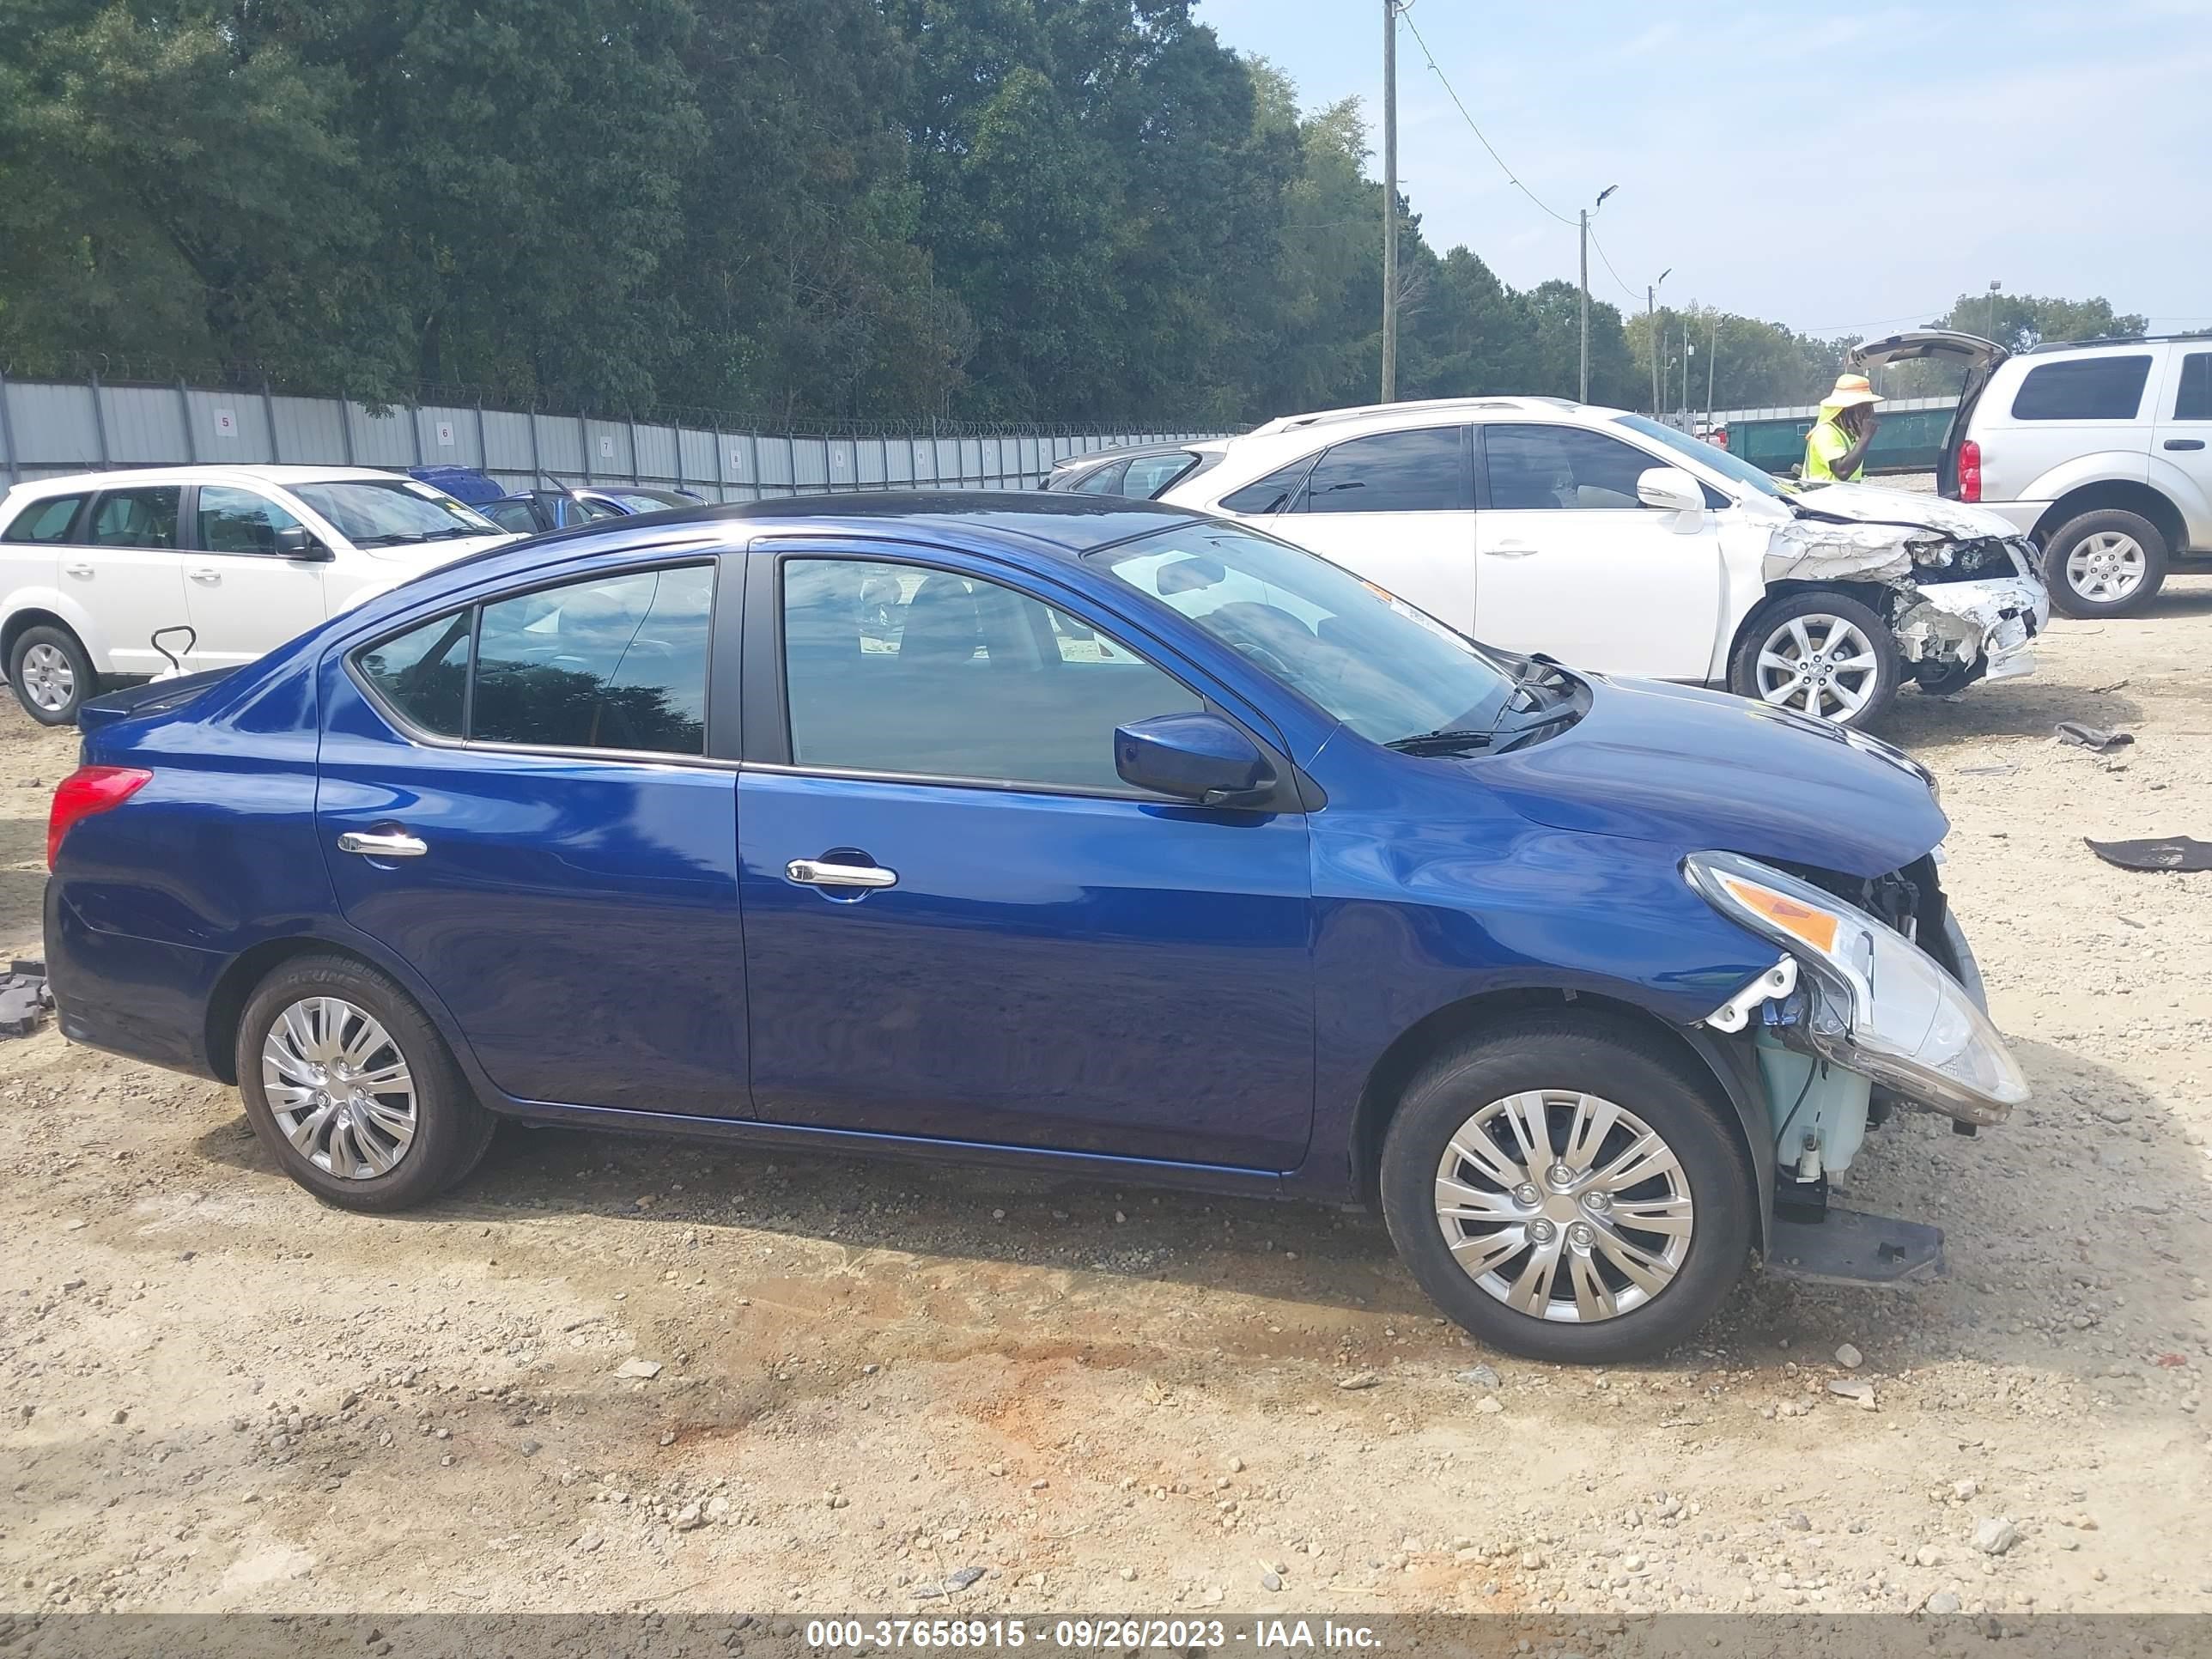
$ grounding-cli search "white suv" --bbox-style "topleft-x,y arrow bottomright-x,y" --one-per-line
0,465 -> 515,724
1158,397 -> 2047,727
1852,331 -> 2211,616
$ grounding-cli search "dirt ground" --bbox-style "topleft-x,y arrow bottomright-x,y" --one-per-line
3,575 -> 2209,1624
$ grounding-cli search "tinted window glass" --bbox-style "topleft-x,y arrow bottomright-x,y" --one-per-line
2,494 -> 86,543
89,486 -> 183,548
481,501 -> 539,534
2175,353 -> 2211,421
1485,424 -> 1656,509
1218,457 -> 1319,515
1073,459 -> 1128,495
356,611 -> 471,738
781,559 -> 1200,791
1121,452 -> 1198,497
2010,356 -> 2152,421
472,565 -> 713,754
198,485 -> 305,555
1304,428 -> 1465,514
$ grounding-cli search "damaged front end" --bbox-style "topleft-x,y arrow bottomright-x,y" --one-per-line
1765,498 -> 2049,695
1684,849 -> 2029,1287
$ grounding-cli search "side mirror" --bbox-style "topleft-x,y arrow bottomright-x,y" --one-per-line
1115,712 -> 1278,807
1636,466 -> 1706,516
276,526 -> 332,562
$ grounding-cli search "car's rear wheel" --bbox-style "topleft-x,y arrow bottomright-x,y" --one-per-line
9,624 -> 94,726
236,953 -> 495,1212
2041,508 -> 2166,617
1728,591 -> 1899,727
1378,1013 -> 1754,1364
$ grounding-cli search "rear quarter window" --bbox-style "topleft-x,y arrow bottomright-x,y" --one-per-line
2008,356 -> 2152,421
3,494 -> 87,543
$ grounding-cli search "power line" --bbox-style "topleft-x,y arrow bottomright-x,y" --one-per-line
1584,226 -> 1642,305
1398,9 -> 1577,228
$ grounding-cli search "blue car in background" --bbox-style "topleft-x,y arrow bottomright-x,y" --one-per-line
477,484 -> 707,536
43,495 -> 2027,1360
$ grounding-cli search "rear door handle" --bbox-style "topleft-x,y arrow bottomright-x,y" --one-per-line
2164,438 -> 2206,451
1483,542 -> 1540,558
787,857 -> 897,889
337,830 -> 428,858
64,562 -> 94,579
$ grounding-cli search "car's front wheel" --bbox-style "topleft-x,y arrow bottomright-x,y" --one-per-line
9,624 -> 94,726
236,953 -> 495,1212
1728,591 -> 1899,727
1379,1013 -> 1754,1364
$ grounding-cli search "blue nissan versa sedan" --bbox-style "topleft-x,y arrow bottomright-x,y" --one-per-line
45,494 -> 2029,1362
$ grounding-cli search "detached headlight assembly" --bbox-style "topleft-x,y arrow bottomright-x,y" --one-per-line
1684,850 -> 2027,1126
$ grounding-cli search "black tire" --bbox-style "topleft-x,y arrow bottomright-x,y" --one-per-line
1727,588 -> 1899,728
1378,1012 -> 1755,1364
235,952 -> 495,1212
2039,507 -> 2168,617
9,623 -> 94,726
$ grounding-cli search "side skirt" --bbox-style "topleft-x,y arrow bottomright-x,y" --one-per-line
492,1098 -> 1291,1200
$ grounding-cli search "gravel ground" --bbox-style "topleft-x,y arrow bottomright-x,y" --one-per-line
3,575 -> 2209,1621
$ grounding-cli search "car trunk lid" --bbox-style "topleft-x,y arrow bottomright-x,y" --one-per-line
1849,331 -> 2011,499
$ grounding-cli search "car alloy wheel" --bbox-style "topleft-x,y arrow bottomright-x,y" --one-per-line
19,642 -> 76,714
1432,1089 -> 1693,1323
260,995 -> 418,1178
1753,612 -> 1881,722
2064,531 -> 2147,606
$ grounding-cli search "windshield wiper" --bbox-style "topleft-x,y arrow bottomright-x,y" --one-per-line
1384,727 -> 1497,756
349,533 -> 414,547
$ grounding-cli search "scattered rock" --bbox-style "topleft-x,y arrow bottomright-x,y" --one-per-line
1783,1511 -> 1811,1532
1834,1343 -> 1863,1370
1474,1395 -> 1504,1415
1925,1590 -> 1962,1616
1971,1516 -> 2020,1556
615,1358 -> 662,1380
1951,1479 -> 1979,1503
1455,1365 -> 1500,1389
1260,1571 -> 1283,1592
944,1566 -> 984,1593
1338,1372 -> 1380,1391
673,1504 -> 705,1531
1917,1546 -> 1943,1568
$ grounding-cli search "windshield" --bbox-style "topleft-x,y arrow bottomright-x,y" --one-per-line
1096,522 -> 1516,744
1611,413 -> 1784,500
289,479 -> 501,546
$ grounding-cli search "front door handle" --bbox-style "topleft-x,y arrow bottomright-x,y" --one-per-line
1483,542 -> 1540,558
187,567 -> 221,584
2164,438 -> 2206,451
64,562 -> 93,579
787,857 -> 897,889
337,830 -> 428,859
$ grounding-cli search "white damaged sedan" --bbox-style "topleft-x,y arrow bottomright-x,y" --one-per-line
1160,398 -> 2050,727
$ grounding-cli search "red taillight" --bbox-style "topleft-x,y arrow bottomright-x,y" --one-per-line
48,766 -> 151,869
1712,427 -> 1729,451
1958,439 -> 1982,503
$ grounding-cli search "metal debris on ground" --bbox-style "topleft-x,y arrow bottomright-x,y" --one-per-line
0,960 -> 52,1039
2054,721 -> 2134,753
2084,836 -> 2212,873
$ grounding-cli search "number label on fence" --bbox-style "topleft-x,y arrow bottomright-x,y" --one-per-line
436,421 -> 455,447
213,409 -> 237,439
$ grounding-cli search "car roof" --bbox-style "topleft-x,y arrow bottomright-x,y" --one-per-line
1186,398 -> 1633,496
3,464 -> 428,496
1048,441 -> 1197,471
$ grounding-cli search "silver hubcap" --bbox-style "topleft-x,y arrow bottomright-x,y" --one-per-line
2066,532 -> 2146,604
1433,1091 -> 1694,1323
20,643 -> 75,713
1754,613 -> 1880,723
261,996 -> 416,1179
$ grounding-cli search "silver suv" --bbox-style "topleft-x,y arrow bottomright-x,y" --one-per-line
1853,331 -> 2211,616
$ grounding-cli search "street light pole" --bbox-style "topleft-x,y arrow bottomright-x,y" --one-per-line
1380,0 -> 1399,403
1647,268 -> 1670,415
1986,278 -> 2002,346
1577,185 -> 1617,403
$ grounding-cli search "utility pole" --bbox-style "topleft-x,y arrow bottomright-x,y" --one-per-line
1647,268 -> 1669,415
1380,0 -> 1398,404
1707,311 -> 1718,421
1986,278 -> 2002,346
1577,185 -> 1617,403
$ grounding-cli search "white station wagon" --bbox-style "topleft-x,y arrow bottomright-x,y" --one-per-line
1158,398 -> 2050,727
0,465 -> 514,723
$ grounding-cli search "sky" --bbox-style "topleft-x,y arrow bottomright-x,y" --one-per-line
1194,0 -> 2212,340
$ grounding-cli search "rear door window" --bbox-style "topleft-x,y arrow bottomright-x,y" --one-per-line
2173,353 -> 2211,421
88,486 -> 184,547
1303,428 -> 1468,514
2009,356 -> 2152,421
3,494 -> 87,543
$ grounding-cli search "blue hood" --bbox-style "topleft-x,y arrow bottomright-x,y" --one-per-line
1478,676 -> 1948,878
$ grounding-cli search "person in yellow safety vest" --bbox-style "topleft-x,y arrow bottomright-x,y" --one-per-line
1802,373 -> 1883,483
